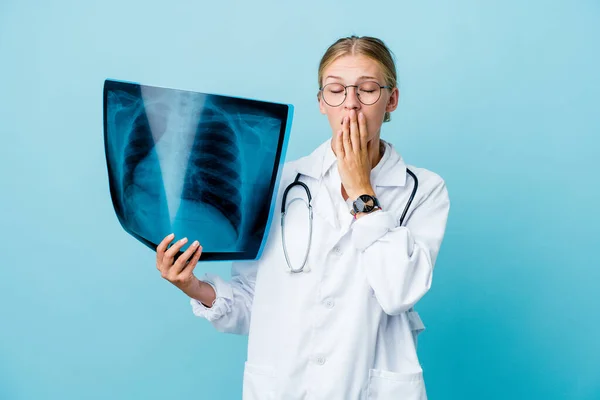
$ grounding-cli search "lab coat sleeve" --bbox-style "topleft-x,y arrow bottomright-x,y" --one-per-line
189,260 -> 256,335
350,175 -> 450,315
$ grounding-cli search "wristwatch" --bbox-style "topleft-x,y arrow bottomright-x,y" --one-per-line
350,194 -> 382,217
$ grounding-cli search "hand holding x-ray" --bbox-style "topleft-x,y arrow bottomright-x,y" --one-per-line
154,233 -> 215,304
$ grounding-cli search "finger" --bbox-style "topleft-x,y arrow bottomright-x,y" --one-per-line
334,128 -> 344,158
342,116 -> 352,156
156,233 -> 175,270
163,237 -> 188,266
171,240 -> 200,275
358,111 -> 368,151
350,110 -> 360,153
181,245 -> 203,276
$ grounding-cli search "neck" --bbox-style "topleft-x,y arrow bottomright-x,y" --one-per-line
368,137 -> 384,169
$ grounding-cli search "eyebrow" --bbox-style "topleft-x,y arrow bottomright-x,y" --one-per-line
325,75 -> 379,81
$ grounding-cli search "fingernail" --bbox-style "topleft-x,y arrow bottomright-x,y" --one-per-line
180,237 -> 188,242
193,240 -> 199,246
168,233 -> 174,238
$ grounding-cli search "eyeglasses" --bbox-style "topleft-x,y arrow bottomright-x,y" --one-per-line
319,81 -> 392,107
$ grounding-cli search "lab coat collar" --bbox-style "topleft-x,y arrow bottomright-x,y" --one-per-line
294,137 -> 408,188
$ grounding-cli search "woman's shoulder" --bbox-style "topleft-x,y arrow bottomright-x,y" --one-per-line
402,163 -> 450,206
382,140 -> 447,193
405,164 -> 446,187
279,139 -> 331,181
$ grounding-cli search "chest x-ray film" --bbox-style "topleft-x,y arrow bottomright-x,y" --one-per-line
103,79 -> 293,261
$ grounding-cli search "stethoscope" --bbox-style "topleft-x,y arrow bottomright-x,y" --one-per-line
280,168 -> 418,273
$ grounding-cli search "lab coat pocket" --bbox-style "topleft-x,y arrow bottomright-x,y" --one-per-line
367,368 -> 426,400
242,361 -> 277,400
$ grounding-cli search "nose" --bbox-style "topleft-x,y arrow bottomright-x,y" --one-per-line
343,86 -> 361,110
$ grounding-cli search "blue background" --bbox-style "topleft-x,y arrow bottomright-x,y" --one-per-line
1,1 -> 598,399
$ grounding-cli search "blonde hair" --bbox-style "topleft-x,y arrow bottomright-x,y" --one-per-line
318,35 -> 398,123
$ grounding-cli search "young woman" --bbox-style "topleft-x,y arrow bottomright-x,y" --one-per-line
156,35 -> 450,400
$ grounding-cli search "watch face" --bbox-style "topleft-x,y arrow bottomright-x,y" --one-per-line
355,195 -> 376,212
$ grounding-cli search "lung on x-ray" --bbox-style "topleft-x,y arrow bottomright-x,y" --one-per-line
103,79 -> 293,261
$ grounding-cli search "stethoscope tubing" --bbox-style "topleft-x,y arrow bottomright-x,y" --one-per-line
281,169 -> 417,273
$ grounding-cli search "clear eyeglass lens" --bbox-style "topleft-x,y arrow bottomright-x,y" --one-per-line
322,82 -> 382,106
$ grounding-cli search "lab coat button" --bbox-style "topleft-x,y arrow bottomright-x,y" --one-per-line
333,246 -> 343,256
324,298 -> 335,308
316,356 -> 326,365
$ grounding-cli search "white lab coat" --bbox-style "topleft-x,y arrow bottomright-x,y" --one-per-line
191,138 -> 450,400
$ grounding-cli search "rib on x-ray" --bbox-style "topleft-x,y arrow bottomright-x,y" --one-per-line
103,79 -> 293,261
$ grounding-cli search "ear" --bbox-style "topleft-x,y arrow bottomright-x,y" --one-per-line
318,93 -> 327,115
385,87 -> 400,113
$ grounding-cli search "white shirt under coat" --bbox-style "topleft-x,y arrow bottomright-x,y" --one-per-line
190,138 -> 451,400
